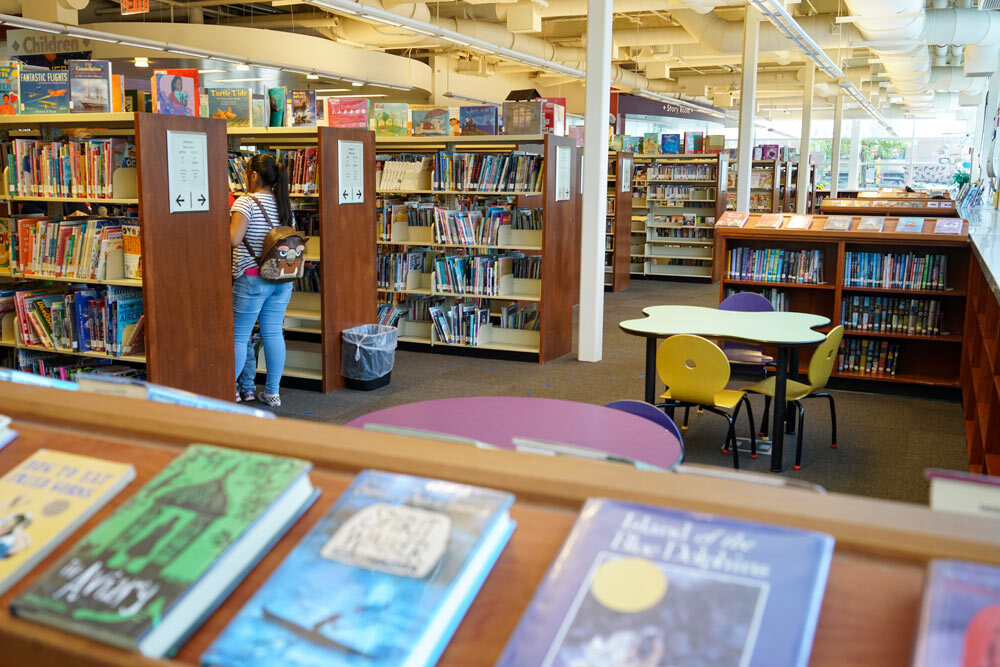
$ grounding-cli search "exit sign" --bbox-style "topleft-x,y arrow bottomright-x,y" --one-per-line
120,0 -> 149,15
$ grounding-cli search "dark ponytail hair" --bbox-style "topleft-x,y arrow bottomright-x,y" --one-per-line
247,153 -> 293,226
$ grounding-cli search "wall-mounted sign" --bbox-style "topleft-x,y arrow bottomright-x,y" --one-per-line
121,0 -> 150,15
5,30 -> 91,57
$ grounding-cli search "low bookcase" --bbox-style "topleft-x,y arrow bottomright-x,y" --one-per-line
605,151 -> 633,292
961,255 -> 1000,475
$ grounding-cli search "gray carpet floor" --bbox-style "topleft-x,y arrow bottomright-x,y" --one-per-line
269,279 -> 968,505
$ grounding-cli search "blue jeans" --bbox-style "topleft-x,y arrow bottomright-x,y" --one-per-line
233,274 -> 293,395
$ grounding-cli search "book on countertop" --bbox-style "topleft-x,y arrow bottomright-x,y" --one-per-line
68,60 -> 112,113
267,87 -> 287,127
496,498 -> 833,667
502,100 -> 543,135
291,90 -> 317,126
201,469 -> 515,667
716,211 -> 750,228
0,61 -> 19,115
0,448 -> 135,596
326,97 -> 369,129
150,69 -> 198,117
933,218 -> 963,235
459,105 -> 498,135
925,469 -> 1000,520
895,217 -> 924,233
410,104 -> 450,137
372,102 -> 409,136
754,214 -> 784,229
12,444 -> 317,658
785,214 -> 812,230
20,70 -> 68,114
822,215 -> 852,231
208,88 -> 251,127
912,560 -> 1000,667
856,216 -> 884,232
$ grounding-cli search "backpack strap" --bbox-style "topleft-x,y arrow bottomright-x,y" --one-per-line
240,194 -> 275,268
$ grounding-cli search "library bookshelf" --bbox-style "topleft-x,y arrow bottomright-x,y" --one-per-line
0,112 -> 235,400
227,125 -> 376,392
725,159 -> 782,213
780,162 -> 817,212
630,152 -> 729,280
605,151 -> 633,292
961,252 -> 1000,474
3,383 -> 1000,667
373,133 -> 578,362
713,213 -> 971,387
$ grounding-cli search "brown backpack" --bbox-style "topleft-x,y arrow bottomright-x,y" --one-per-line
242,195 -> 306,282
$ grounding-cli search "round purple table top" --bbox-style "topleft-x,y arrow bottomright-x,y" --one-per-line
346,397 -> 682,470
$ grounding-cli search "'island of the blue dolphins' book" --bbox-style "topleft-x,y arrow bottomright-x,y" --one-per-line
202,469 -> 515,667
496,498 -> 834,667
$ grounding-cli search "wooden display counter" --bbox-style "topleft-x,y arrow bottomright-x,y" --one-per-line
1,384 -> 1000,665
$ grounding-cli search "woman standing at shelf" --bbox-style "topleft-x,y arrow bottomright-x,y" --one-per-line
230,154 -> 294,407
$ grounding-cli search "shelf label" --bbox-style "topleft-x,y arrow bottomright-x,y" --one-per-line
556,145 -> 571,202
338,140 -> 365,205
166,130 -> 209,214
622,157 -> 632,193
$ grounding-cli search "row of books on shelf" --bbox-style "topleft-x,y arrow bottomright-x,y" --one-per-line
726,248 -> 825,284
7,137 -> 135,199
825,198 -> 955,209
9,349 -> 143,382
752,144 -> 798,161
843,251 -> 948,291
2,440 -> 991,665
649,213 -> 715,227
841,295 -> 944,336
838,337 -> 900,376
428,303 -> 488,344
643,163 -> 716,180
649,227 -> 713,240
724,287 -> 789,312
377,250 -> 540,295
431,206 -> 530,246
432,151 -> 544,193
611,131 -> 723,155
645,184 -> 716,200
227,149 -> 318,195
716,211 -> 964,234
5,285 -> 144,358
5,217 -> 141,281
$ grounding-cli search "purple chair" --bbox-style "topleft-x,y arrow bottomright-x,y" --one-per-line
604,399 -> 684,468
718,292 -> 776,373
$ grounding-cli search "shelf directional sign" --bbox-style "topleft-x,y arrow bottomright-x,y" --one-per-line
167,130 -> 210,214
338,140 -> 365,205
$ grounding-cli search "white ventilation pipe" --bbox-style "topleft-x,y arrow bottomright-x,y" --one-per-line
929,66 -> 988,93
923,9 -> 1000,76
538,0 -> 743,18
671,10 -> 859,53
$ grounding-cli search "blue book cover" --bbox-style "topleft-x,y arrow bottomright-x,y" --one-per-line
913,560 -> 1000,666
459,106 -> 498,136
497,498 -> 834,667
661,133 -> 681,154
20,70 -> 69,114
201,469 -> 516,667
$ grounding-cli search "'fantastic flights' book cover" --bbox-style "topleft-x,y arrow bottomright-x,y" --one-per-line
20,70 -> 69,114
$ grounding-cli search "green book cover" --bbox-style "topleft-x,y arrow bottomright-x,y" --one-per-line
12,444 -> 310,650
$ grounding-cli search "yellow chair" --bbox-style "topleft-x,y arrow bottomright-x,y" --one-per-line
655,334 -> 757,469
744,326 -> 844,471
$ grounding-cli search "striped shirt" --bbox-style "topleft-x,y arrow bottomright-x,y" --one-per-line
231,193 -> 294,278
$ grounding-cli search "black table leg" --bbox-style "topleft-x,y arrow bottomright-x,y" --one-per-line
771,347 -> 787,472
786,348 -> 800,435
644,337 -> 657,404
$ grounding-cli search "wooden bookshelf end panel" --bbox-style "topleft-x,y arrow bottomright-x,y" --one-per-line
539,135 -> 578,363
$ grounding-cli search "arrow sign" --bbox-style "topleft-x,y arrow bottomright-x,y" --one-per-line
356,189 -> 362,199
176,194 -> 185,207
343,190 -> 349,199
198,194 -> 206,205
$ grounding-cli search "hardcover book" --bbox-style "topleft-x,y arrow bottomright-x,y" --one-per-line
856,216 -> 884,232
291,90 -> 317,126
12,444 -> 317,657
895,217 -> 924,233
642,133 -> 660,155
459,105 -> 498,136
497,499 -> 834,667
68,60 -> 112,113
660,134 -> 681,155
716,211 -> 750,228
327,98 -> 369,129
0,61 -> 19,115
502,101 -> 544,135
151,69 -> 198,117
755,214 -> 784,229
251,97 -> 268,129
201,469 -> 516,667
208,88 -> 251,127
20,70 -> 69,114
785,215 -> 812,230
267,87 -> 287,127
410,105 -> 449,136
912,560 -> 1000,667
0,449 -> 135,595
933,218 -> 963,235
372,102 -> 409,136
683,131 -> 704,154
540,98 -> 566,136
622,136 -> 642,154
822,216 -> 852,231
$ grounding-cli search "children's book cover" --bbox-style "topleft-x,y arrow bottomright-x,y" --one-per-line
372,102 -> 409,137
410,105 -> 450,136
251,97 -> 268,128
755,214 -> 784,229
0,449 -> 135,595
895,217 -> 924,233
267,87 -> 287,127
933,218 -> 963,235
68,60 -> 111,113
540,97 -> 566,136
642,133 -> 660,155
208,88 -> 251,127
327,98 -> 369,129
0,61 -> 19,115
459,106 -> 498,136
496,499 -> 834,667
12,445 -> 312,650
201,469 -> 515,667
857,217 -> 884,232
0,220 -> 9,270
822,216 -> 852,231
716,211 -> 750,228
122,223 -> 141,280
20,70 -> 68,114
502,101 -> 543,135
151,69 -> 198,117
622,136 -> 642,154
660,134 -> 681,155
683,131 -> 704,154
291,90 -> 317,126
785,215 -> 812,230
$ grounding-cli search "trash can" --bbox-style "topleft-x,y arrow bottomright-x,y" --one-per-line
342,324 -> 398,390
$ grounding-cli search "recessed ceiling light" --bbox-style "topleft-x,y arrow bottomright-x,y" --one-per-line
314,88 -> 350,93
307,73 -> 320,80
330,94 -> 386,98
197,69 -> 227,74
208,77 -> 281,83
236,63 -> 251,72
134,57 -> 148,68
351,81 -> 364,87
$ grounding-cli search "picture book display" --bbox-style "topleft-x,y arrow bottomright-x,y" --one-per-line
20,70 -> 69,114
68,60 -> 112,113
150,69 -> 198,117
502,101 -> 544,135
895,217 -> 924,233
497,499 -> 834,667
643,133 -> 660,155
785,215 -> 812,230
660,134 -> 681,154
0,449 -> 135,595
201,469 -> 516,667
933,218 -> 963,235
208,88 -> 251,127
622,136 -> 642,154
856,217 -> 884,232
327,98 -> 369,129
267,87 -> 287,127
754,214 -> 784,229
12,444 -> 318,657
683,131 -> 704,154
410,105 -> 449,136
291,90 -> 317,126
0,61 -> 19,115
822,216 -> 852,231
912,560 -> 1000,667
541,98 -> 566,136
459,105 -> 498,136
716,211 -> 750,228
251,97 -> 268,129
372,102 -> 409,137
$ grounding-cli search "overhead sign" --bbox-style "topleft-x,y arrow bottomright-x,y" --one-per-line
6,30 -> 91,56
121,0 -> 150,15
338,140 -> 365,205
166,130 -> 210,214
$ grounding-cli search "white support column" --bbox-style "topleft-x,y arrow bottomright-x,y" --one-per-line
796,62 -> 815,213
972,93 -> 988,183
847,119 -> 861,189
578,0 -> 612,363
830,90 -> 844,197
735,6 -> 761,211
